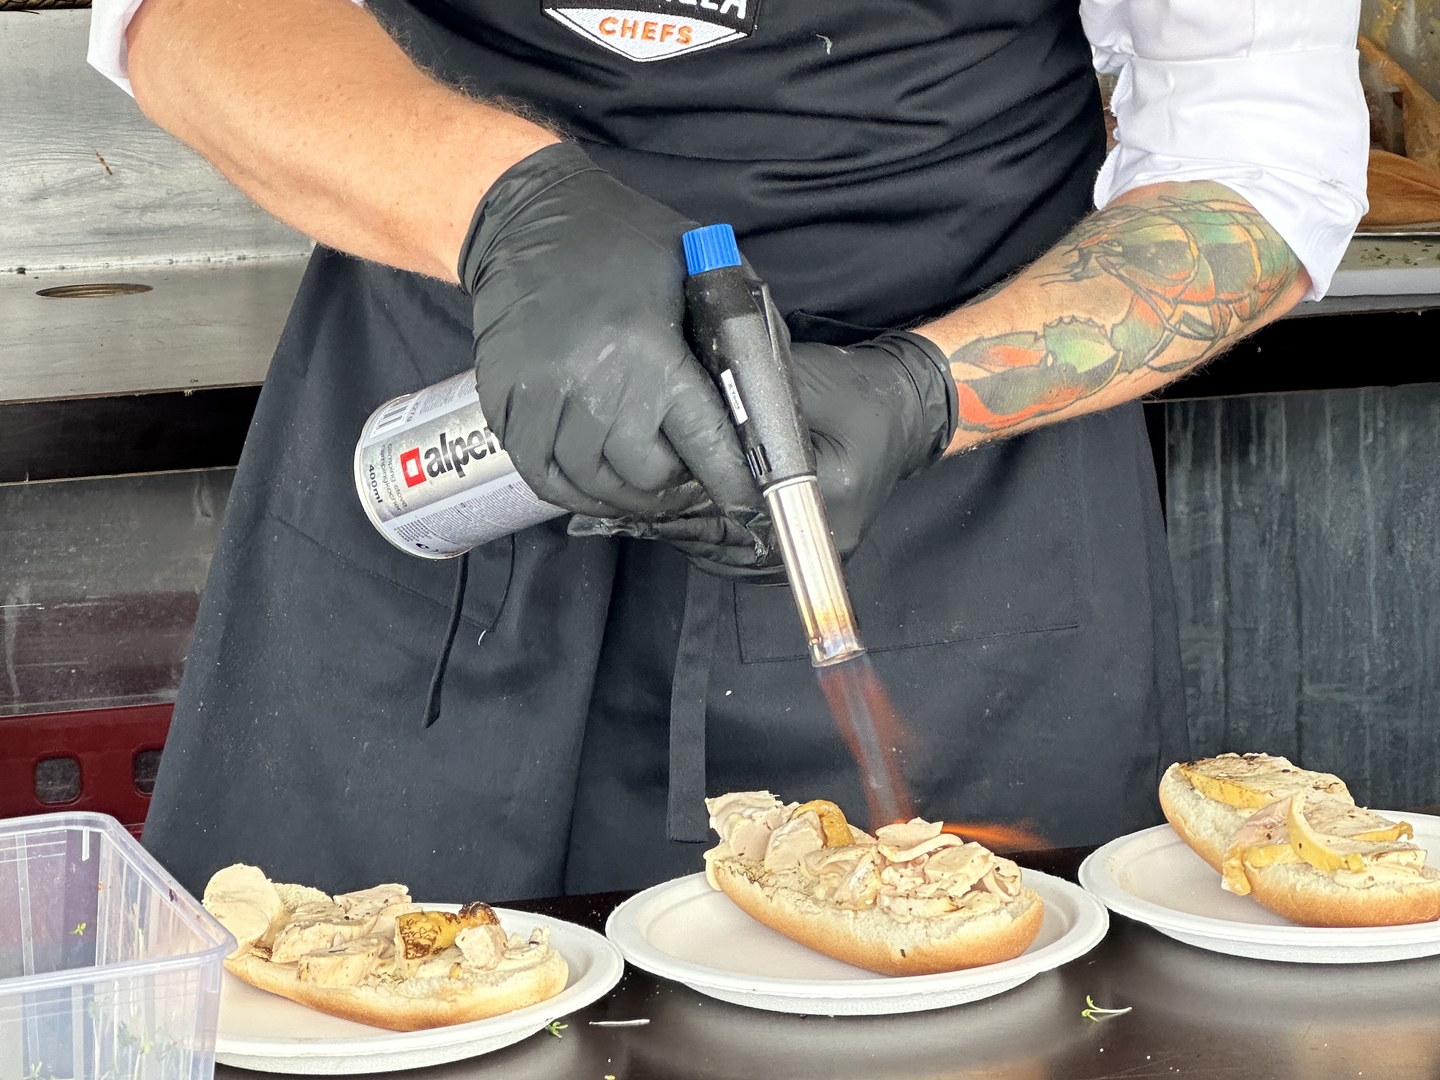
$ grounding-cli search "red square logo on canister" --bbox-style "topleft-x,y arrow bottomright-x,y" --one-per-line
400,447 -> 425,487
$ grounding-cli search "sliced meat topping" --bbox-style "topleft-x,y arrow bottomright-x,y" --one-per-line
801,845 -> 870,877
979,865 -> 1021,898
297,935 -> 389,987
875,819 -> 943,855
455,924 -> 509,971
507,927 -> 550,957
879,861 -> 926,896
882,832 -> 966,864
410,945 -> 465,981
922,842 -> 993,892
800,846 -> 880,907
203,864 -> 288,958
764,813 -> 825,872
1229,797 -> 1293,851
271,901 -> 374,964
955,890 -> 1006,917
832,852 -> 882,907
369,901 -> 423,942
200,866 -> 549,993
706,792 -> 793,863
334,883 -> 410,920
706,798 -> 1029,918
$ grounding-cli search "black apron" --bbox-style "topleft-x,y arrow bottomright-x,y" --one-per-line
142,0 -> 1188,901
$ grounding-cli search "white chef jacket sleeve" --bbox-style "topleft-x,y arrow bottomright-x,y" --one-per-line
1081,0 -> 1370,300
88,0 -> 365,99
88,0 -> 149,98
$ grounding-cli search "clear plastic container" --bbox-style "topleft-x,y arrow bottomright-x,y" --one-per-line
0,812 -> 234,1080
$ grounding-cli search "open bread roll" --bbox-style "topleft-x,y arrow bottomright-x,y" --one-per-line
703,793 -> 1043,976
224,945 -> 568,1031
203,865 -> 567,1031
1160,755 -> 1440,928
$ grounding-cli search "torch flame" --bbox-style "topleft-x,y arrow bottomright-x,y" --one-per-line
815,656 -> 913,828
939,821 -> 1050,854
815,655 -> 1051,854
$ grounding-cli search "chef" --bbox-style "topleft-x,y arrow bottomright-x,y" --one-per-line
89,0 -> 1367,901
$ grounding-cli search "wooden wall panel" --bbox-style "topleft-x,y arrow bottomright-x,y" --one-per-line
1167,389 -> 1440,810
1,10 -> 308,271
0,260 -> 304,402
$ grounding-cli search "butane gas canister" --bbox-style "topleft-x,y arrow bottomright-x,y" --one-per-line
353,371 -> 563,558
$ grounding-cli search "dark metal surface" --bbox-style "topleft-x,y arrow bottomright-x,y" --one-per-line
1153,307 -> 1440,402
213,850 -> 1440,1080
0,469 -> 232,716
0,388 -> 260,484
1296,292 -> 1440,316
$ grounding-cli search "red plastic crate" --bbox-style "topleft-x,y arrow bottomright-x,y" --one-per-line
0,703 -> 172,837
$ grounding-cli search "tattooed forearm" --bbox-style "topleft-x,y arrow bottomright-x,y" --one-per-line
930,185 -> 1304,439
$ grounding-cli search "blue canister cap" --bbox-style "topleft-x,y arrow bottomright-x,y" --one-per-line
683,224 -> 742,276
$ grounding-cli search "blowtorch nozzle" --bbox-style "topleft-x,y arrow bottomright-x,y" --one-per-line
681,224 -> 864,667
763,477 -> 864,666
683,224 -> 915,829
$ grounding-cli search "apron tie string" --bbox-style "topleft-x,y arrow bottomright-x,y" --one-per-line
667,563 -> 722,841
422,551 -> 469,729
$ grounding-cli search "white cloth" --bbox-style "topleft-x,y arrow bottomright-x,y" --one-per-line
91,0 -> 1368,298
1082,0 -> 1369,298
87,0 -> 148,98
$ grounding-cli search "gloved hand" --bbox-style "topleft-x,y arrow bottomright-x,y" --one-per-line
460,142 -> 760,523
580,329 -> 958,577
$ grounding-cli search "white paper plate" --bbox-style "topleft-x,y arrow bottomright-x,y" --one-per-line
215,907 -> 624,1074
604,870 -> 1106,1015
1079,815 -> 1440,964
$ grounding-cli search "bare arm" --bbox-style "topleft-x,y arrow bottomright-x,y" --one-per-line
917,181 -> 1311,453
126,0 -> 559,282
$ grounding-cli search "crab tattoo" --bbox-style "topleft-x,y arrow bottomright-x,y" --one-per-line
951,194 -> 1299,433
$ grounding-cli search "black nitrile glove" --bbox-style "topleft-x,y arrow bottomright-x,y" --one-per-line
460,143 -> 760,523
578,329 -> 958,577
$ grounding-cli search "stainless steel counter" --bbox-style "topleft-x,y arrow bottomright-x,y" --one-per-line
214,850 -> 1440,1080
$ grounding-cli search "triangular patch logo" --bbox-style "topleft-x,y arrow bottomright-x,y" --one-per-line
542,0 -> 759,62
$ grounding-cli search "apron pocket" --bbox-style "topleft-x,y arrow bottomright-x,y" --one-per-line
784,310 -> 885,348
733,424 -> 1084,662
